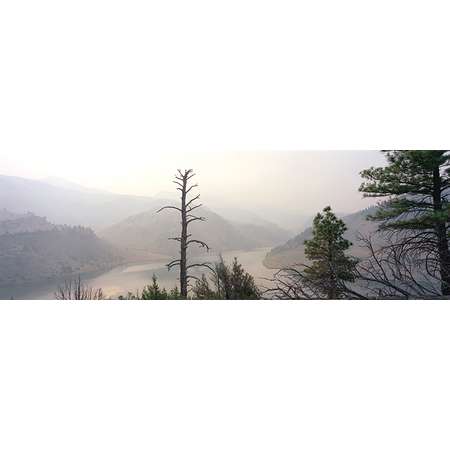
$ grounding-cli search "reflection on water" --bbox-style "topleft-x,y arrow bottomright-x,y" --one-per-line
0,248 -> 274,299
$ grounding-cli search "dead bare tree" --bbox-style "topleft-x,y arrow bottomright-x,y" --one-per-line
157,169 -> 212,298
262,265 -> 322,299
55,276 -> 105,300
264,231 -> 443,300
263,263 -> 366,300
353,232 -> 441,299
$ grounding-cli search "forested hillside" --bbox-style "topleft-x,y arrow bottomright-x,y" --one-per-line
0,212 -> 121,286
0,210 -> 54,235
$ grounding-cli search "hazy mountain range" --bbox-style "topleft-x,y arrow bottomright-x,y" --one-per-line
99,205 -> 292,262
0,174 -> 292,236
0,174 -> 164,230
0,174 -> 294,286
0,173 -> 389,293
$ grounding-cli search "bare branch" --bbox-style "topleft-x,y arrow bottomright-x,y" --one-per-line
187,204 -> 202,213
186,275 -> 202,283
187,239 -> 210,251
156,206 -> 182,214
54,276 -> 105,300
187,216 -> 206,225
186,194 -> 200,207
186,184 -> 198,195
158,168 -> 210,298
186,262 -> 215,273
167,259 -> 182,270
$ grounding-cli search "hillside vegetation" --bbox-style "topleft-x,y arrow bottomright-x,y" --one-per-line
0,212 -> 121,286
264,206 -> 379,268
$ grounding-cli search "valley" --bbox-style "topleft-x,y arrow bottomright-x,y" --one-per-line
0,174 -> 293,298
0,247 -> 273,299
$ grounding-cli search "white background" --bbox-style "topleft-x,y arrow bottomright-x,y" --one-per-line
1,0 -> 450,449
1,301 -> 450,450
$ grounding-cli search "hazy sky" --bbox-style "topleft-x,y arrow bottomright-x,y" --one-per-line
1,150 -> 385,216
0,2 -> 388,220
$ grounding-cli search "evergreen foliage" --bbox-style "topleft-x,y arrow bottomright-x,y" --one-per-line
193,257 -> 260,299
359,150 -> 450,294
141,274 -> 181,300
303,206 -> 356,299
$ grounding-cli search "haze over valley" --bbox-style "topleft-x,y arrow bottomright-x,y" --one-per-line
0,172 -> 294,297
0,151 -> 386,298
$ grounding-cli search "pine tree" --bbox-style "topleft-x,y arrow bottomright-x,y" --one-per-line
141,274 -> 167,299
192,257 -> 260,299
303,206 -> 356,299
192,274 -> 220,299
140,274 -> 181,299
359,150 -> 450,295
228,257 -> 260,299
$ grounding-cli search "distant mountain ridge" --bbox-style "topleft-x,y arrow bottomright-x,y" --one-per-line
42,176 -> 110,194
0,174 -> 160,230
100,205 -> 292,262
0,174 -> 292,263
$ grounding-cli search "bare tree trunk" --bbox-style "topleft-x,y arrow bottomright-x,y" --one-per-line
180,172 -> 188,298
328,283 -> 336,300
55,275 -> 104,300
432,167 -> 450,295
157,169 -> 212,299
327,239 -> 337,299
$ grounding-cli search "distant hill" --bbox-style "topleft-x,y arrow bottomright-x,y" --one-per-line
0,210 -> 54,235
0,211 -> 121,287
264,206 -> 379,268
42,176 -> 109,194
99,205 -> 292,262
0,209 -> 23,222
232,222 -> 292,248
0,174 -> 160,230
213,207 -> 278,227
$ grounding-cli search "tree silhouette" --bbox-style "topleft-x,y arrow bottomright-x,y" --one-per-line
264,207 -> 357,299
192,256 -> 261,299
157,169 -> 212,298
302,206 -> 357,298
55,275 -> 105,300
353,232 -> 441,299
360,150 -> 450,295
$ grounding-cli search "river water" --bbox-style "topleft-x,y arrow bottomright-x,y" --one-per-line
0,248 -> 274,299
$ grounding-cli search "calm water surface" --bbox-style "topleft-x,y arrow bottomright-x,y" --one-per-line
0,248 -> 274,299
